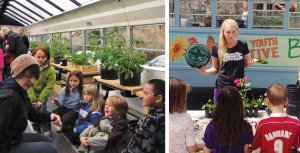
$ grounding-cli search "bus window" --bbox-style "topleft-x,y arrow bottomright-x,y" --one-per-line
217,0 -> 246,28
169,0 -> 175,27
170,0 -> 211,28
253,0 -> 284,29
289,1 -> 300,29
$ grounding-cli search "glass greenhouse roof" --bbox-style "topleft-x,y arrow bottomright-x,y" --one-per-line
0,0 -> 101,26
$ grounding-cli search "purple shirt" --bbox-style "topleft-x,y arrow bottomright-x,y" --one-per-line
203,121 -> 253,153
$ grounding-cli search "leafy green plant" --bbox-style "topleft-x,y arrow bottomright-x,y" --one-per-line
87,33 -> 101,58
234,77 -> 265,110
243,98 -> 251,109
93,27 -> 125,71
117,48 -> 147,80
48,36 -> 69,58
94,45 -> 120,70
251,95 -> 265,109
201,99 -> 216,110
117,32 -> 147,80
256,58 -> 269,64
256,17 -> 283,26
234,77 -> 251,105
88,34 -> 101,52
69,53 -> 91,66
29,41 -> 49,51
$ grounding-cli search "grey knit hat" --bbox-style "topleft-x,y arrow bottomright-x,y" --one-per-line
10,54 -> 39,78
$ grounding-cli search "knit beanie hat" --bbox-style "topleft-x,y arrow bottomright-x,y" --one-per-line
10,54 -> 39,78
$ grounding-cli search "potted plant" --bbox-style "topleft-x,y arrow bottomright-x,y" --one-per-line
117,47 -> 147,86
201,99 -> 216,118
234,77 -> 253,117
69,52 -> 98,73
243,98 -> 253,117
250,95 -> 265,117
69,52 -> 90,66
234,77 -> 267,117
93,27 -> 123,80
48,36 -> 69,64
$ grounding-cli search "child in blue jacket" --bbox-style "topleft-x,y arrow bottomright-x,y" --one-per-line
74,85 -> 104,134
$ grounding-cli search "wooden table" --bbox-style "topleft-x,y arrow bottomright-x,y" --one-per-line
93,76 -> 148,114
93,76 -> 144,96
52,62 -> 99,84
135,91 -> 144,98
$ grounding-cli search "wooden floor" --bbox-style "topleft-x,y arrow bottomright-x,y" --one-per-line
51,129 -> 78,153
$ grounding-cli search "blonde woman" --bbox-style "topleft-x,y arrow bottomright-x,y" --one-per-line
197,19 -> 256,101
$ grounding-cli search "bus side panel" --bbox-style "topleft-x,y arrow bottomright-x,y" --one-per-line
170,31 -> 300,88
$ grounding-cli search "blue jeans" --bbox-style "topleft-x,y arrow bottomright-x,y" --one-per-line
9,133 -> 58,153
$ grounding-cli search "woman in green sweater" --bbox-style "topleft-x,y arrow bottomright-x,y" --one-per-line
28,45 -> 56,136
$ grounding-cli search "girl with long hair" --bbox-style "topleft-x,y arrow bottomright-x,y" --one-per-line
73,85 -> 104,135
28,45 -> 56,136
203,86 -> 253,153
52,70 -> 83,132
169,77 -> 199,153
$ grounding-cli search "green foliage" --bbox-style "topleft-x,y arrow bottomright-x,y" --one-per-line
69,53 -> 91,66
88,34 -> 101,53
91,27 -> 148,79
130,39 -> 146,48
93,44 -> 120,70
250,95 -> 265,109
106,27 -> 126,48
234,77 -> 265,109
29,41 -> 49,51
201,99 -> 216,110
93,27 -> 125,70
243,98 -> 251,109
256,17 -> 283,26
48,36 -> 69,58
257,58 -> 269,64
92,27 -> 147,79
235,77 -> 252,104
117,34 -> 147,80
118,48 -> 147,80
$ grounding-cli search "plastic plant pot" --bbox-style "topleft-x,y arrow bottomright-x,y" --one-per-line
185,44 -> 211,68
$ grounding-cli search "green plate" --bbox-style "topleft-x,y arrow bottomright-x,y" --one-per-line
185,44 -> 211,68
